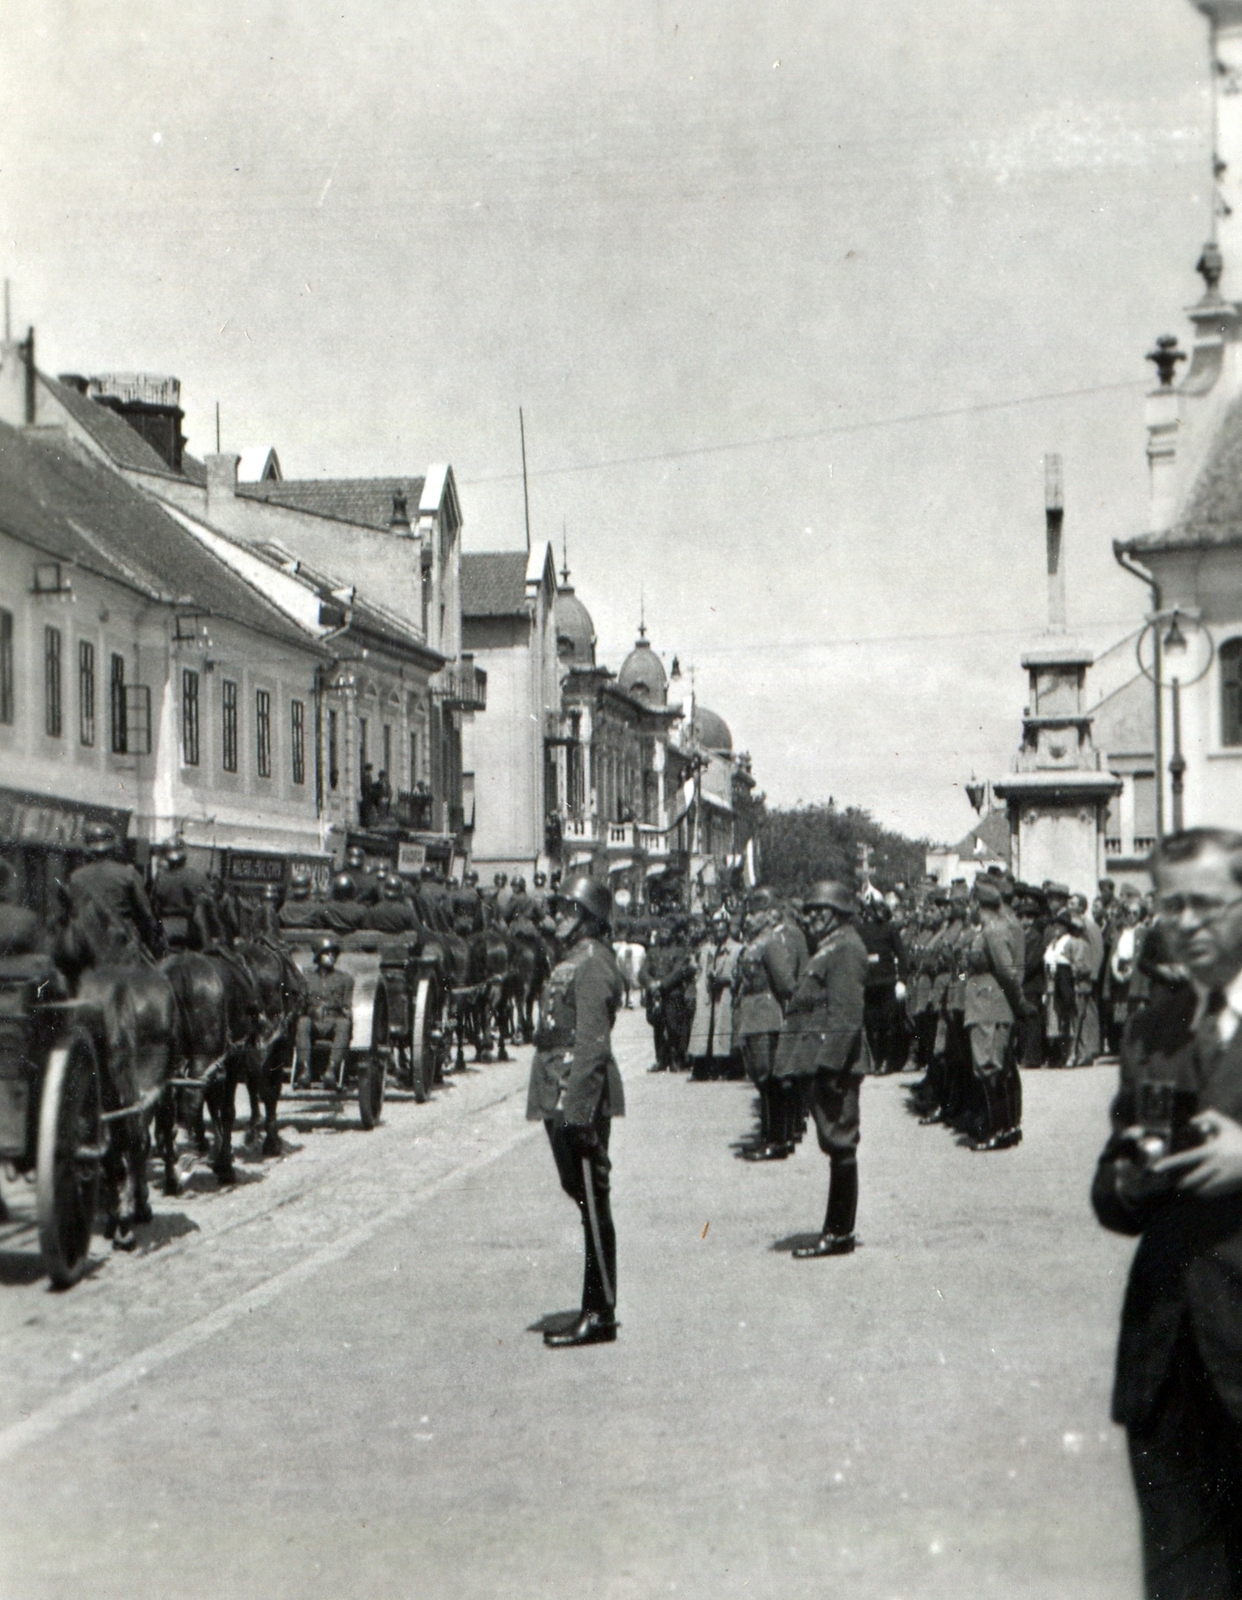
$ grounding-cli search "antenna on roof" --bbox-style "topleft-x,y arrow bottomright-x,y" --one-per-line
216,402 -> 221,454
561,520 -> 570,586
519,407 -> 531,553
638,586 -> 646,640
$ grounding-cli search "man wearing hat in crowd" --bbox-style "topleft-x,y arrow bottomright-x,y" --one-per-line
962,877 -> 1028,1150
295,934 -> 355,1088
320,872 -> 369,935
450,872 -> 484,938
909,890 -> 949,1112
527,873 -> 624,1347
928,882 -> 973,1127
1014,885 -> 1049,1067
344,845 -> 381,906
859,896 -> 909,1075
364,874 -> 424,935
772,880 -> 870,1257
66,822 -> 163,960
150,842 -> 211,952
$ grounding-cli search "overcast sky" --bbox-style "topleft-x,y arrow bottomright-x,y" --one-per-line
0,0 -> 1216,841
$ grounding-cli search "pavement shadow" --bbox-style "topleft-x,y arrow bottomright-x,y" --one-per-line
770,1232 -> 827,1254
527,1309 -> 586,1335
0,1248 -> 48,1286
136,1212 -> 201,1254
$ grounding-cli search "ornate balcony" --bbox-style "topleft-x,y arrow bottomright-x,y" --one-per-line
433,655 -> 487,713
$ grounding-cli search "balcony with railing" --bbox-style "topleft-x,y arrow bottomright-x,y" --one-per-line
433,655 -> 487,713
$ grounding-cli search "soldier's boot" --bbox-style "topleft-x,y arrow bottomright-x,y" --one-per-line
546,1199 -> 617,1348
743,1081 -> 792,1161
793,1158 -> 857,1258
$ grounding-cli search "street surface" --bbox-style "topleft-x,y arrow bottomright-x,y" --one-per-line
0,1009 -> 1141,1600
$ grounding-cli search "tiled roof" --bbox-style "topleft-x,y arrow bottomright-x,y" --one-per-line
1129,391 -> 1242,552
461,551 -> 530,617
0,421 -> 320,654
238,476 -> 425,531
41,375 -> 185,480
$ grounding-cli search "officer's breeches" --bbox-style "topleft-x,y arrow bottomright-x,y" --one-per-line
968,1023 -> 1020,1136
545,1115 -> 616,1315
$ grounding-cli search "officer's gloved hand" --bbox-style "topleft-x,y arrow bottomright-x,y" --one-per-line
565,1122 -> 600,1158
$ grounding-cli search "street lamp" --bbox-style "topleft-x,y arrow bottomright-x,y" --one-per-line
965,776 -> 987,815
1136,608 -> 1215,835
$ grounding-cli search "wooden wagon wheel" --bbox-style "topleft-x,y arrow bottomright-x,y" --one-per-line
36,1028 -> 102,1289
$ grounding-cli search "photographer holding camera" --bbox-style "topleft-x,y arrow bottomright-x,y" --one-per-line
1093,828 -> 1242,1599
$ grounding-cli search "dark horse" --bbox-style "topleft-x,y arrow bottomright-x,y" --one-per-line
234,936 -> 307,1156
56,906 -> 183,1247
159,948 -> 259,1188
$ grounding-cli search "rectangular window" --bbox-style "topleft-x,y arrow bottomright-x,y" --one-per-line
0,610 -> 12,724
1133,773 -> 1157,843
1222,638 -> 1242,747
182,668 -> 200,766
44,626 -> 62,737
291,699 -> 305,785
359,716 -> 368,771
256,689 -> 271,778
221,680 -> 238,772
328,707 -> 339,790
382,722 -> 392,779
110,653 -> 127,753
409,729 -> 419,787
78,640 -> 95,746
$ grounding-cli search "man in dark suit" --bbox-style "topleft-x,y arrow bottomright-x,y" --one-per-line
1093,828 -> 1242,1599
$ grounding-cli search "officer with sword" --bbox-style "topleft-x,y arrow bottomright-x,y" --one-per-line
527,873 -> 624,1348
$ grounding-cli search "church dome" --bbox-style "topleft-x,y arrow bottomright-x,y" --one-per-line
556,586 -> 596,668
692,705 -> 732,753
618,635 -> 667,704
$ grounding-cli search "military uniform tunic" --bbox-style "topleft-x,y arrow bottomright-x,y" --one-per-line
67,857 -> 162,955
527,937 -> 625,1127
775,921 -> 870,1162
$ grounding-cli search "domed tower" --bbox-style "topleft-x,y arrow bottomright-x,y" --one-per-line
617,623 -> 668,706
556,554 -> 596,669
691,706 -> 732,754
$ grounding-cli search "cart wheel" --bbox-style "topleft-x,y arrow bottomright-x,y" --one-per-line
37,1029 -> 102,1289
410,977 -> 436,1104
359,990 -> 388,1130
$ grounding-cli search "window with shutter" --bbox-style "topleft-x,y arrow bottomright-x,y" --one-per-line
1222,637 -> 1242,748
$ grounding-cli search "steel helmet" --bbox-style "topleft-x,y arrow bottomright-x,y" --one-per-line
330,872 -> 356,902
345,846 -> 366,870
803,880 -> 856,916
512,876 -> 527,893
560,873 -> 613,928
381,873 -> 405,900
164,843 -> 187,868
261,882 -> 282,903
316,934 -> 341,959
533,871 -> 547,887
83,821 -> 117,855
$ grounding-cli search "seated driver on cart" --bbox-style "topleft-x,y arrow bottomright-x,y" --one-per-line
295,935 -> 354,1088
364,874 -> 422,935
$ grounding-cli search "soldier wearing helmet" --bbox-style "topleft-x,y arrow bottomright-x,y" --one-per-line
527,873 -> 624,1348
772,880 -> 869,1257
320,872 -> 368,934
295,934 -> 354,1089
344,845 -> 381,905
279,868 -> 325,930
66,822 -> 163,959
150,841 -> 212,951
364,874 -> 422,935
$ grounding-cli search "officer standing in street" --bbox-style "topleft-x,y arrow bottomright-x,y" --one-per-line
736,888 -> 807,1160
295,934 -> 354,1088
66,823 -> 163,959
773,880 -> 870,1258
962,878 -> 1027,1150
527,874 -> 624,1348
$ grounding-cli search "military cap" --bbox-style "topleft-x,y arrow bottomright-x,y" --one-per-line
83,821 -> 118,854
330,872 -> 356,901
316,934 -> 341,957
974,879 -> 1002,908
928,887 -> 950,905
1046,882 -> 1071,899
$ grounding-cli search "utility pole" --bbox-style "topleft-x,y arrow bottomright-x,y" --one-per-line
519,408 -> 531,552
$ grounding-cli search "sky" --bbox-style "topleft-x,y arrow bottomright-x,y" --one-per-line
0,0 -> 1218,841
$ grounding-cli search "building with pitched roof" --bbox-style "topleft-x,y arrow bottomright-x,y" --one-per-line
1109,0 -> 1242,836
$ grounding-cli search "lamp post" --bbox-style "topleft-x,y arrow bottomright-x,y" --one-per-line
1136,608 -> 1215,836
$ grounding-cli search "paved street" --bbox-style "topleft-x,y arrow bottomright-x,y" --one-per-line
0,1009 -> 1141,1600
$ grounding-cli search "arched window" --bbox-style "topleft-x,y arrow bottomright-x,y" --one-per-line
1223,637 -> 1242,748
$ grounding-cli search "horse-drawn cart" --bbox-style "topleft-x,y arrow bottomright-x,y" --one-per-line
282,932 -> 397,1128
0,955 -> 102,1288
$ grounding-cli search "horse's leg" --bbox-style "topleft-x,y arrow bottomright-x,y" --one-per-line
154,1090 -> 180,1197
129,1116 -> 153,1226
101,1133 -> 125,1241
262,1037 -> 287,1158
244,1045 -> 263,1143
495,983 -> 510,1062
455,1008 -> 467,1073
210,1066 -> 237,1185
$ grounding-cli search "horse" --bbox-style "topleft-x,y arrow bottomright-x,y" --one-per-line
469,925 -> 512,1062
234,937 -> 307,1156
160,948 -> 260,1187
54,906 -> 183,1247
507,926 -> 553,1044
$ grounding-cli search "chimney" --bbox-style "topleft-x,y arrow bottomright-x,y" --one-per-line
205,453 -> 240,519
21,327 -> 35,424
87,373 -> 186,471
1045,453 -> 1066,634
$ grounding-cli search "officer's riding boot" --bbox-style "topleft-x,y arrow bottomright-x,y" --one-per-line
793,1158 -> 857,1258
546,1200 -> 617,1348
744,1080 -> 791,1160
